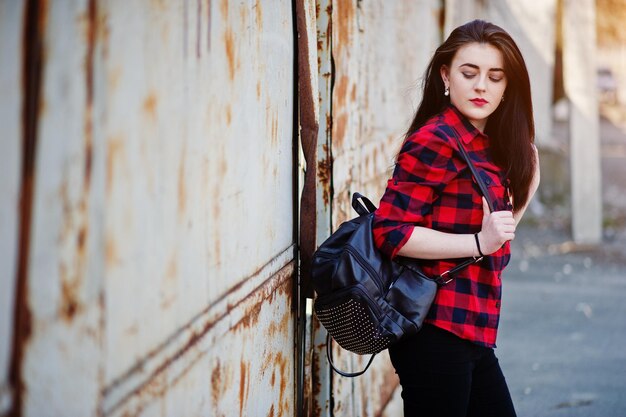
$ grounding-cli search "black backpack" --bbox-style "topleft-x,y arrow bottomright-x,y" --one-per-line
311,128 -> 493,376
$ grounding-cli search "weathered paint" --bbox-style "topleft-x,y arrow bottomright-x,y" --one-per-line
328,1 -> 442,415
0,2 -> 26,414
7,0 -> 296,416
100,0 -> 293,384
19,1 -> 103,415
106,260 -> 295,417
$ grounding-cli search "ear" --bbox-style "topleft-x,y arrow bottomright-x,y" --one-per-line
439,65 -> 450,88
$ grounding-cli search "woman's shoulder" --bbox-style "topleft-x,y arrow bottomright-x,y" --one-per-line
404,115 -> 458,152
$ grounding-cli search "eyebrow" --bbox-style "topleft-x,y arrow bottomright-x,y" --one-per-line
459,63 -> 505,72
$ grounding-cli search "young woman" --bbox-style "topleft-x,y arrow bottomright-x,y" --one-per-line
372,20 -> 540,416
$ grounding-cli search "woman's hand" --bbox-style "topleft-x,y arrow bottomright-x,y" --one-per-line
477,197 -> 516,255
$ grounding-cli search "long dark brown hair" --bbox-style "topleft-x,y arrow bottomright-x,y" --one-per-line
404,19 -> 536,212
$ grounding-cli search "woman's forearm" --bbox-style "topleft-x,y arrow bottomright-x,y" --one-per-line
396,226 -> 480,260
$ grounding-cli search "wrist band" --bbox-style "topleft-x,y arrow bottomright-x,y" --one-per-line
474,233 -> 484,257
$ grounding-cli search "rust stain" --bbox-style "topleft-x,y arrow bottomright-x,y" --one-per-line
225,104 -> 232,125
143,92 -> 158,119
256,80 -> 261,99
105,235 -> 118,266
166,254 -> 178,280
11,0 -> 48,414
219,0 -> 228,18
211,360 -> 221,404
106,136 -> 124,197
317,157 -> 331,207
107,66 -> 122,91
83,0 -> 95,189
254,0 -> 263,28
268,404 -> 275,417
335,0 -> 355,52
77,223 -> 88,254
60,278 -> 81,322
325,3 -> 333,50
125,323 -> 139,336
238,361 -> 248,416
350,83 -> 357,102
207,0 -> 212,52
219,153 -> 228,176
334,113 -> 347,148
224,29 -> 236,80
232,299 -> 261,331
335,74 -> 349,107
268,104 -> 279,147
161,254 -> 178,309
84,124 -> 93,188
177,145 -> 187,216
276,351 -> 288,415
196,0 -> 202,58
326,113 -> 332,137
99,9 -> 111,59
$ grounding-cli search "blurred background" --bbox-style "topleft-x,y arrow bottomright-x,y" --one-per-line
0,0 -> 624,416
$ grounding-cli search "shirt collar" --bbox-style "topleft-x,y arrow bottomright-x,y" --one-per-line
443,104 -> 487,144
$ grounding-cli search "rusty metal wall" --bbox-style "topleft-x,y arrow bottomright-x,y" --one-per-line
0,3 -> 25,413
3,0 -> 296,416
327,1 -> 443,416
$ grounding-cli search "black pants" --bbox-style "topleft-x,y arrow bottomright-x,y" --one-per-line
388,324 -> 517,417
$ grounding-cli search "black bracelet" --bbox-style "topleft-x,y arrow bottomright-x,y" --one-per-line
474,233 -> 484,257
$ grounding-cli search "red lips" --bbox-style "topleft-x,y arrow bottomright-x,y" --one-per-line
470,98 -> 488,107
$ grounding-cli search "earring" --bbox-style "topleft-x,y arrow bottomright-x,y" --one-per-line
501,95 -> 505,102
444,87 -> 449,97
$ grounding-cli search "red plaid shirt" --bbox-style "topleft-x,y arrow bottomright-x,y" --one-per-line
373,105 -> 512,347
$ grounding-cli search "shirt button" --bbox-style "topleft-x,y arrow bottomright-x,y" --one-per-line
495,302 -> 501,308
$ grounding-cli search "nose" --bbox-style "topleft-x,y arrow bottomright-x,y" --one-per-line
474,75 -> 487,92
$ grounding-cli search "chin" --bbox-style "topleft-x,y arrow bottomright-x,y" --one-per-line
460,107 -> 491,121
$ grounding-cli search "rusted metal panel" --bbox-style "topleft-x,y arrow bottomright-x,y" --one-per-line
10,0 -> 296,416
329,1 -> 442,415
107,262 -> 296,417
99,0 -> 295,388
0,2 -> 26,413
19,1 -> 104,415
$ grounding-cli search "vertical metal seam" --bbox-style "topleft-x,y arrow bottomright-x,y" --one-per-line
291,0 -> 305,415
296,0 -> 319,300
295,0 -> 324,415
9,0 -> 47,416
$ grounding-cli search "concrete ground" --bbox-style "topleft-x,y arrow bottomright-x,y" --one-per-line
497,111 -> 626,417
